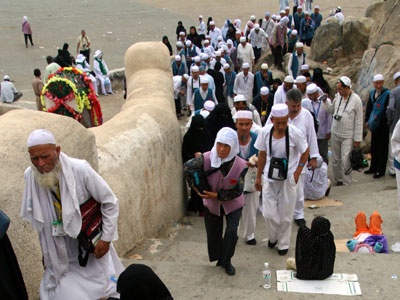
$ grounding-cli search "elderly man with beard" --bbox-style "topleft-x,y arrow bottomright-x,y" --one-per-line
20,129 -> 124,300
235,110 -> 260,245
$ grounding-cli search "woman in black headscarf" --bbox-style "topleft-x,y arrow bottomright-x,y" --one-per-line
117,264 -> 173,300
187,26 -> 202,49
182,115 -> 212,214
61,43 -> 73,66
162,36 -> 173,56
312,68 -> 331,96
295,216 -> 336,280
207,62 -> 226,104
204,103 -> 236,147
226,22 -> 237,42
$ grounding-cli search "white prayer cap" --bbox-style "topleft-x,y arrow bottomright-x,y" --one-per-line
23,16 -> 28,21
284,75 -> 294,83
234,94 -> 247,102
296,42 -> 304,48
209,21 -> 215,25
191,65 -> 199,72
176,41 -> 183,48
93,49 -> 103,58
194,56 -> 201,63
254,24 -> 260,29
76,54 -> 86,63
3,75 -> 10,80
227,39 -> 233,45
235,110 -> 253,120
200,76 -> 209,84
260,87 -> 269,95
186,40 -> 192,47
217,35 -> 223,41
203,39 -> 210,45
261,63 -> 269,70
200,110 -> 210,119
242,62 -> 250,69
297,6 -> 303,10
174,55 -> 181,61
295,75 -> 307,84
276,16 -> 281,21
271,14 -> 277,20
339,76 -> 352,88
200,53 -> 209,60
315,5 -> 320,9
301,64 -> 309,71
205,35 -> 211,39
221,45 -> 228,52
240,36 -> 246,42
285,6 -> 290,10
223,63 -> 230,70
236,30 -> 242,34
373,74 -> 384,82
265,12 -> 271,16
204,100 -> 215,111
199,15 -> 203,19
291,30 -> 298,36
304,11 -> 310,15
215,50 -> 222,57
250,15 -> 256,21
394,72 -> 400,81
183,74 -> 190,80
306,83 -> 318,94
27,129 -> 56,148
271,103 -> 289,117
280,10 -> 285,14
179,31 -> 186,36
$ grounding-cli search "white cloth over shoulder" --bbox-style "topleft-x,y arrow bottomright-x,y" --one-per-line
21,152 -> 123,299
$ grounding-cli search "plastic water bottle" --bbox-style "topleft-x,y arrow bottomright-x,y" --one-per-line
262,262 -> 271,289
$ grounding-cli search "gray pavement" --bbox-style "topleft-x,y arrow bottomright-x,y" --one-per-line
121,170 -> 400,299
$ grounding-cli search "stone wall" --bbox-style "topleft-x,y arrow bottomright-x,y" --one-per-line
0,42 -> 184,298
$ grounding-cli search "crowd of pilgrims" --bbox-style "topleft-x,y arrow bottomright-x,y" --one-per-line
171,7 -> 338,278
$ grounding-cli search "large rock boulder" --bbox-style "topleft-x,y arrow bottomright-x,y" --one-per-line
366,0 -> 400,50
0,42 -> 184,298
356,0 -> 400,100
341,17 -> 374,59
91,41 -> 184,253
309,21 -> 342,63
357,44 -> 400,102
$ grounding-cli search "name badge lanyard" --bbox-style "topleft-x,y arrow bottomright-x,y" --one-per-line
335,93 -> 352,117
312,100 -> 322,120
51,184 -> 62,223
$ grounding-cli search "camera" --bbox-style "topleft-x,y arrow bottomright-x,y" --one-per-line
334,115 -> 342,121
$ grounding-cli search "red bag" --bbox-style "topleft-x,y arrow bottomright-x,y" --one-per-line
77,197 -> 102,267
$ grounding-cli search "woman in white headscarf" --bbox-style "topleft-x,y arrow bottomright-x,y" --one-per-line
184,127 -> 247,276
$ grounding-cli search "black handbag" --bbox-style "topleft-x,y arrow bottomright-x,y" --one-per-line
267,127 -> 289,181
189,167 -> 220,194
77,197 -> 103,267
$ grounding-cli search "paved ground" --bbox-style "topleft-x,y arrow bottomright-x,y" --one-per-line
3,1 -> 399,299
122,169 -> 400,299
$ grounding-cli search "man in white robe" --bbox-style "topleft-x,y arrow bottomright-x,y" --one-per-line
21,129 -> 124,300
